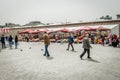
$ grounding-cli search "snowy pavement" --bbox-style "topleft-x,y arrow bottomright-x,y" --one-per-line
0,42 -> 120,80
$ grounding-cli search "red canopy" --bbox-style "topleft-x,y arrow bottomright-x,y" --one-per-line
27,30 -> 40,34
79,26 -> 92,31
69,29 -> 78,32
33,29 -> 49,33
43,29 -> 49,32
97,26 -> 111,31
57,28 -> 69,33
19,29 -> 33,34
33,29 -> 45,33
20,29 -> 49,34
78,26 -> 99,31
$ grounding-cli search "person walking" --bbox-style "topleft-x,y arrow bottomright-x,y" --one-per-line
101,35 -> 105,46
43,32 -> 50,57
14,35 -> 18,49
112,34 -> 118,47
0,35 -> 6,49
80,34 -> 92,60
66,34 -> 74,51
8,35 -> 13,49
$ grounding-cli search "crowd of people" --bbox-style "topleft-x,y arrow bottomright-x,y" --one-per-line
0,35 -> 18,51
87,33 -> 120,47
0,32 -> 120,59
19,31 -> 120,47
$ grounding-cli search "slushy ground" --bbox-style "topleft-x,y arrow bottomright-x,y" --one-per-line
0,42 -> 120,80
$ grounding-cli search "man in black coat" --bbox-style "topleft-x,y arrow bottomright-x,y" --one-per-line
1,35 -> 6,49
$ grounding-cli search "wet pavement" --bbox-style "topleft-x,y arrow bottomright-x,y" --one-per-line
0,42 -> 120,80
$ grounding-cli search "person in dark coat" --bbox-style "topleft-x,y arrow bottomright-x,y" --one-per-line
8,35 -> 13,49
101,35 -> 105,46
15,35 -> 18,49
66,34 -> 74,51
0,35 -> 6,49
112,34 -> 118,47
80,34 -> 92,60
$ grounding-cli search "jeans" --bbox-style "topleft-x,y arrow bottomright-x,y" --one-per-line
44,45 -> 50,57
2,42 -> 6,49
9,41 -> 13,49
15,42 -> 18,48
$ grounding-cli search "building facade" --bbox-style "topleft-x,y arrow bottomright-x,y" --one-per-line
7,20 -> 120,37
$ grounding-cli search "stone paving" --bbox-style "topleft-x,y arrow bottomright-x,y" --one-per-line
0,42 -> 120,80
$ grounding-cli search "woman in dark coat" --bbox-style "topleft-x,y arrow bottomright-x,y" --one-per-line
15,35 -> 18,49
8,35 -> 13,49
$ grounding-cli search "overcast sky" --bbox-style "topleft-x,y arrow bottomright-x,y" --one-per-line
0,0 -> 120,25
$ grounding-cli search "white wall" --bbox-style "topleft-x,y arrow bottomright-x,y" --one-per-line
110,25 -> 119,37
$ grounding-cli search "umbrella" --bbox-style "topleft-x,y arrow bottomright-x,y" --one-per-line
79,26 -> 98,31
19,29 -> 33,34
34,29 -> 49,33
97,26 -> 111,31
57,28 -> 69,33
79,26 -> 92,31
28,30 -> 39,34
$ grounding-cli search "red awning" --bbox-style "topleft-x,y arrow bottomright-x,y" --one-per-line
97,26 -> 111,31
19,29 -> 33,34
57,28 -> 69,33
